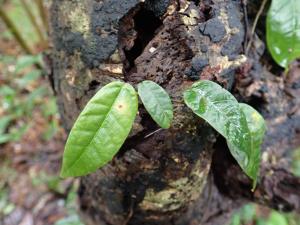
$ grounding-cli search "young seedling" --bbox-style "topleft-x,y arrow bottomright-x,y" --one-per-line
184,80 -> 266,188
60,79 -> 266,189
60,81 -> 172,177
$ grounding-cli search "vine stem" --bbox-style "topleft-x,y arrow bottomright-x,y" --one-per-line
0,6 -> 33,54
245,0 -> 268,55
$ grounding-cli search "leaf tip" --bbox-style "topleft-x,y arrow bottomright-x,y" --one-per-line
59,162 -> 72,178
59,169 -> 68,179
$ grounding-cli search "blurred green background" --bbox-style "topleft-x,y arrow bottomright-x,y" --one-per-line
0,0 -> 83,224
0,0 -> 299,225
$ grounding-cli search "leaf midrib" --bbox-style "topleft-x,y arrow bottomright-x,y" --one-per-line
194,87 -> 239,137
147,85 -> 169,112
192,86 -> 253,168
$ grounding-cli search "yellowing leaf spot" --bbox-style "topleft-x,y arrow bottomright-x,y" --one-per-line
116,102 -> 129,115
251,112 -> 261,123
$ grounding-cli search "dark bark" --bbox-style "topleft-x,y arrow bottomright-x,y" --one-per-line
49,0 -> 300,225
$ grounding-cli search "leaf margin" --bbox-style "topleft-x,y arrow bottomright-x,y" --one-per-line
138,80 -> 173,129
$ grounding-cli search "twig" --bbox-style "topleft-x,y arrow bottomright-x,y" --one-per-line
144,128 -> 163,138
246,0 -> 268,54
20,0 -> 47,46
0,6 -> 33,54
242,0 -> 249,52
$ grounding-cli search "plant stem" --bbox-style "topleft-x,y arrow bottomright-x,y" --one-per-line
20,0 -> 47,46
246,0 -> 268,54
34,0 -> 49,34
0,6 -> 33,54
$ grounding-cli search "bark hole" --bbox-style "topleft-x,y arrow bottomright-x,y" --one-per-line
122,7 -> 163,72
88,80 -> 101,91
117,109 -> 158,158
200,2 -> 213,22
191,0 -> 200,6
211,136 -> 253,199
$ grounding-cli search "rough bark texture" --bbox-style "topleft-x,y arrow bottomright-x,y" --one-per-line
49,0 -> 300,225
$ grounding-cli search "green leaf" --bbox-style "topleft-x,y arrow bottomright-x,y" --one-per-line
266,0 -> 300,68
10,124 -> 30,142
16,70 -> 41,87
228,104 -> 266,189
0,116 -> 13,134
0,85 -> 16,97
60,81 -> 138,177
23,86 -> 47,115
138,81 -> 173,129
267,211 -> 289,225
183,80 -> 258,185
15,54 -> 43,73
0,134 -> 12,144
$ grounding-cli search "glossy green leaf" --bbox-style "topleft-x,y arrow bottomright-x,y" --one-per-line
60,81 -> 138,178
183,80 -> 258,185
138,80 -> 173,129
228,104 -> 266,188
267,0 -> 300,68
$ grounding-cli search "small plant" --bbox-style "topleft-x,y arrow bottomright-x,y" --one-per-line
184,81 -> 265,188
60,80 -> 266,189
60,81 -> 173,178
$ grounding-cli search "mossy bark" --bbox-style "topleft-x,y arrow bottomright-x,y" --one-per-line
50,0 -> 300,225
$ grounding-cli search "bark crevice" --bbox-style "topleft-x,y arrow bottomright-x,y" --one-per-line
120,5 -> 163,73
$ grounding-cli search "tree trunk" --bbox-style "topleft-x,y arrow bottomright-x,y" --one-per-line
49,0 -> 300,225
